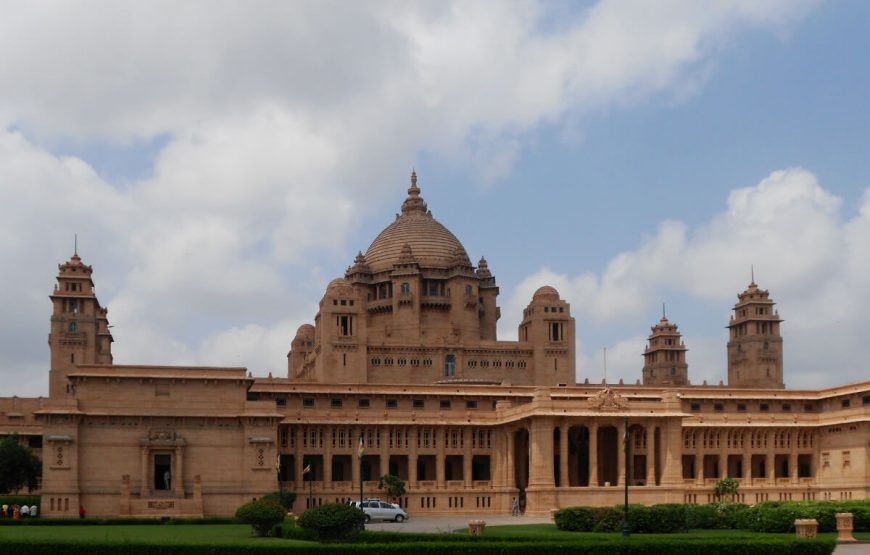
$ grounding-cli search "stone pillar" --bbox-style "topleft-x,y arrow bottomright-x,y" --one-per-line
140,446 -> 150,497
379,426 -> 389,481
696,429 -> 705,486
527,417 -> 556,515
173,446 -> 184,497
589,422 -> 598,487
294,428 -> 304,486
506,428 -> 516,489
120,475 -> 131,516
646,425 -> 656,486
766,443 -> 775,485
617,420 -> 626,486
324,426 -> 333,489
409,427 -> 418,486
559,423 -> 569,488
463,429 -> 473,488
718,450 -> 726,481
436,428 -> 446,488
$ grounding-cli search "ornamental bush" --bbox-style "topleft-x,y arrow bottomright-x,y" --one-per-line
554,507 -> 595,531
259,491 -> 296,511
296,502 -> 366,543
234,499 -> 286,537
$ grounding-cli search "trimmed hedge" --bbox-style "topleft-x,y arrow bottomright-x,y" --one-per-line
297,503 -> 367,543
742,500 -> 870,533
556,500 -> 870,534
0,516 -> 238,526
0,537 -> 837,555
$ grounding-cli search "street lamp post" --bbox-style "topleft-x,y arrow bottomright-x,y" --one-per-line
622,415 -> 631,537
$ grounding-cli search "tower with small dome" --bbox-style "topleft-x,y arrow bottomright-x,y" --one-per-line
642,308 -> 688,386
726,279 -> 784,389
287,171 -> 575,386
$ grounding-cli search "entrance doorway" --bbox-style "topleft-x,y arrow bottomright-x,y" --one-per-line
154,454 -> 171,490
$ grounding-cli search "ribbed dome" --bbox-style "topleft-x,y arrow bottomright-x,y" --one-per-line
533,286 -> 560,301
364,172 -> 469,273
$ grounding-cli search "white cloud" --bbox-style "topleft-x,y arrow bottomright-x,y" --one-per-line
503,168 -> 869,388
0,1 -> 822,395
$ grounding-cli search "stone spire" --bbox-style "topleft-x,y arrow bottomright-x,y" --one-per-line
727,280 -> 784,389
642,311 -> 688,386
401,169 -> 428,215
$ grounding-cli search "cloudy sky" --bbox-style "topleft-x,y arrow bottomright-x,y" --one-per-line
1,0 -> 869,397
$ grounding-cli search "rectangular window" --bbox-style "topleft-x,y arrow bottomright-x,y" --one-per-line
412,399 -> 425,409
841,399 -> 851,408
863,396 -> 870,406
302,398 -> 315,408
330,398 -> 343,408
737,403 -> 747,412
690,403 -> 701,412
713,403 -> 724,412
276,398 -> 287,407
465,400 -> 478,409
782,403 -> 792,412
439,400 -> 451,410
760,403 -> 769,412
386,399 -> 398,409
358,398 -> 370,409
338,315 -> 353,336
804,404 -> 815,412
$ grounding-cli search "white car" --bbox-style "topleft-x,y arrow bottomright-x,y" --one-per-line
349,499 -> 409,523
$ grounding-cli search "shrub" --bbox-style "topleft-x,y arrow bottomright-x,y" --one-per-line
554,507 -> 595,531
234,499 -> 286,537
296,502 -> 366,543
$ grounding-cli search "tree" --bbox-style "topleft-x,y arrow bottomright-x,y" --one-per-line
0,435 -> 41,494
377,474 -> 406,500
713,476 -> 739,501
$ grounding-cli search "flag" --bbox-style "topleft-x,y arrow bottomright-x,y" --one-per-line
302,464 -> 311,475
358,436 -> 366,459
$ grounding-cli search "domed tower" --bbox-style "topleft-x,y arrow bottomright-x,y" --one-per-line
287,324 -> 315,379
48,250 -> 114,398
518,286 -> 576,386
727,280 -> 784,389
288,170 -> 505,384
642,308 -> 688,386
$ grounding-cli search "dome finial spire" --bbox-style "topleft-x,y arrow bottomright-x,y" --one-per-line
401,170 -> 427,214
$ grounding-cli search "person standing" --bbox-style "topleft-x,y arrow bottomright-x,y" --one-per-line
511,497 -> 519,516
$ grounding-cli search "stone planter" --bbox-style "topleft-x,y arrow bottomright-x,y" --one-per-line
468,520 -> 486,536
794,519 -> 818,539
836,512 -> 856,542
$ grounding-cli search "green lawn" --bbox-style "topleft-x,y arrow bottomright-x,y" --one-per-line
0,524 -> 312,546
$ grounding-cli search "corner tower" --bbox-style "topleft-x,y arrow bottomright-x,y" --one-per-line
48,251 -> 113,397
642,310 -> 688,386
726,280 -> 783,389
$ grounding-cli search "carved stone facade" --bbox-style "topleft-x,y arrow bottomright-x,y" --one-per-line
0,172 -> 868,517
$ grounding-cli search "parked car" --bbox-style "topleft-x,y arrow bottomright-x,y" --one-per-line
348,499 -> 409,522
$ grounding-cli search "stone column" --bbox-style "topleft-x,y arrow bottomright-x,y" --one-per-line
173,446 -> 184,497
742,430 -> 751,484
646,424 -> 656,486
351,429 -> 361,490
506,427 -> 516,489
589,422 -> 598,487
617,419 -> 626,486
790,431 -> 799,485
463,429 -> 473,488
408,427 -> 418,486
559,422 -> 569,488
324,426 -> 333,489
696,429 -> 705,486
379,426 -> 389,481
140,446 -> 150,497
294,428 -> 304,486
436,428 -> 446,488
766,435 -> 775,485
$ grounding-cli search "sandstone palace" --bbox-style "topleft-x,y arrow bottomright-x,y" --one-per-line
1,172 -> 868,517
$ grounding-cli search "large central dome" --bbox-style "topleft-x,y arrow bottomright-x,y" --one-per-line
364,172 -> 470,273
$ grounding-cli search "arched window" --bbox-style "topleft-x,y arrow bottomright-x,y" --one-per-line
68,322 -> 78,333
444,355 -> 456,377
400,282 -> 410,293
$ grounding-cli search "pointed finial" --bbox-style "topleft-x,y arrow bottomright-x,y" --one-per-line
662,302 -> 666,319
410,169 -> 418,189
751,264 -> 755,284
74,233 -> 78,256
